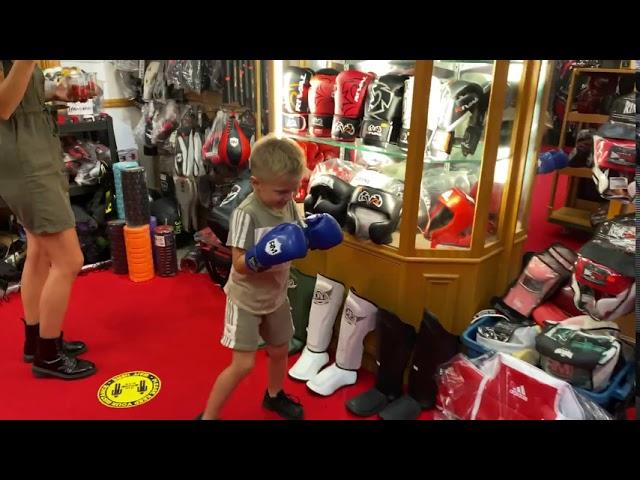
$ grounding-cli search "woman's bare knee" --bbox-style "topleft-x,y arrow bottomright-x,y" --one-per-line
39,229 -> 84,276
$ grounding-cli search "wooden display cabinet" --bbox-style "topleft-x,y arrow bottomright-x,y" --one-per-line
547,66 -> 635,232
265,60 -> 553,370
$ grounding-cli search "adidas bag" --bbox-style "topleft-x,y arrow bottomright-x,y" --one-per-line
536,324 -> 621,391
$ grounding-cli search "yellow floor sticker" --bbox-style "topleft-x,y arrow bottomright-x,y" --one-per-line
98,371 -> 161,408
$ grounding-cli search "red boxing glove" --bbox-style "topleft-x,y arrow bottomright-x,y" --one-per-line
308,69 -> 339,137
331,70 -> 375,142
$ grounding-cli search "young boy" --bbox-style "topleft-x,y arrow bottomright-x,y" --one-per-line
200,134 -> 342,420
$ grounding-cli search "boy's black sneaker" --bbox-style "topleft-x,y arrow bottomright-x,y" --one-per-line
262,390 -> 303,420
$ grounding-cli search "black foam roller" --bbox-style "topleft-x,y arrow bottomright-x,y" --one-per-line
107,220 -> 128,274
154,225 -> 178,277
122,167 -> 150,227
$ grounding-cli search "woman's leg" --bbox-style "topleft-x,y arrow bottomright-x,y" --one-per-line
36,228 -> 84,339
20,229 -> 51,326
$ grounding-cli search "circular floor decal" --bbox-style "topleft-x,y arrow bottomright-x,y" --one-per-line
98,371 -> 161,408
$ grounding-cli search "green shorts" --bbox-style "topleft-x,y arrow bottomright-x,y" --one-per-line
221,296 -> 294,351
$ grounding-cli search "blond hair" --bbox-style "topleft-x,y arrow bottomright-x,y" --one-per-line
249,134 -> 305,180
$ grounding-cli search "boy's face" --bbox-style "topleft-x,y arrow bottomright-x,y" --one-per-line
251,173 -> 301,211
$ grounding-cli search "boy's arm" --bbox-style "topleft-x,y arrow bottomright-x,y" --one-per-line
227,207 -> 256,274
231,247 -> 253,275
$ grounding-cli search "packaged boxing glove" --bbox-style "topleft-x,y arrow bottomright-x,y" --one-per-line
360,74 -> 408,147
398,77 -> 414,149
430,80 -> 484,155
331,70 -> 375,142
283,66 -> 314,134
308,69 -> 339,138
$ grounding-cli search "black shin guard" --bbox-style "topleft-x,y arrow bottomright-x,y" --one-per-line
346,309 -> 416,417
379,309 -> 458,420
288,269 -> 316,355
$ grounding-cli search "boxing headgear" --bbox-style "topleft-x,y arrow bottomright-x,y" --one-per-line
427,188 -> 475,248
218,113 -> 251,169
570,214 -> 635,322
592,121 -> 636,203
345,186 -> 402,245
304,174 -> 354,227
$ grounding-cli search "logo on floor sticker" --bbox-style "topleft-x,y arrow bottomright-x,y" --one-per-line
98,371 -> 161,408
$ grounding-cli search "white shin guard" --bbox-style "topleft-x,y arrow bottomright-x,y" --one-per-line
306,289 -> 378,396
288,275 -> 345,381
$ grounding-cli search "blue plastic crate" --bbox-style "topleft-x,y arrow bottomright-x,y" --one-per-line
461,315 -> 635,407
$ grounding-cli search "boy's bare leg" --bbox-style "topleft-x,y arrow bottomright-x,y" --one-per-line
202,350 -> 256,420
266,343 -> 288,397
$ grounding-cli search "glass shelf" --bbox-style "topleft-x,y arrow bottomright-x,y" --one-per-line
284,133 -> 408,160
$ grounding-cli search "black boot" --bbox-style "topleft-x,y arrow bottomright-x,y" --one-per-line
378,309 -> 459,420
22,319 -> 87,363
32,336 -> 96,380
346,309 -> 416,417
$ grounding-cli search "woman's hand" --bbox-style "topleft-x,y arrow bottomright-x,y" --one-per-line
53,82 -> 72,102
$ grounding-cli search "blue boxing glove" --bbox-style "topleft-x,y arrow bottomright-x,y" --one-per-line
537,150 -> 568,174
303,213 -> 344,250
245,223 -> 308,272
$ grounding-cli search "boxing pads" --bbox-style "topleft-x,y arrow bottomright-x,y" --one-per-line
332,70 -> 375,142
218,113 -> 251,169
345,186 -> 402,245
283,66 -> 314,134
289,275 -> 345,381
361,74 -> 408,147
308,69 -> 339,138
304,174 -> 354,227
207,170 -> 253,244
307,289 -> 378,396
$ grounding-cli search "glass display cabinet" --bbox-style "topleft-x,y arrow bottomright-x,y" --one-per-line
263,60 -> 551,368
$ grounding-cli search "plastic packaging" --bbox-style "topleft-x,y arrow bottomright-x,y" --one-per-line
435,352 -> 612,420
310,158 -> 364,184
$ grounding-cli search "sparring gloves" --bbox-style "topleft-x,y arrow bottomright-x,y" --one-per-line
331,70 -> 375,142
361,74 -> 408,147
303,213 -> 343,250
245,214 -> 343,272
283,66 -> 314,134
308,69 -> 339,138
245,223 -> 308,272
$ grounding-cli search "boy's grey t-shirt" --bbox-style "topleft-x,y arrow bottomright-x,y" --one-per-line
224,192 -> 301,315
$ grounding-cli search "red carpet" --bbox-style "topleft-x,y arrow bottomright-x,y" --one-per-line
0,270 -> 433,420
523,171 -> 591,253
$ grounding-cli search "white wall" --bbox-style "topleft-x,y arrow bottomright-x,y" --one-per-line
60,60 -> 141,152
